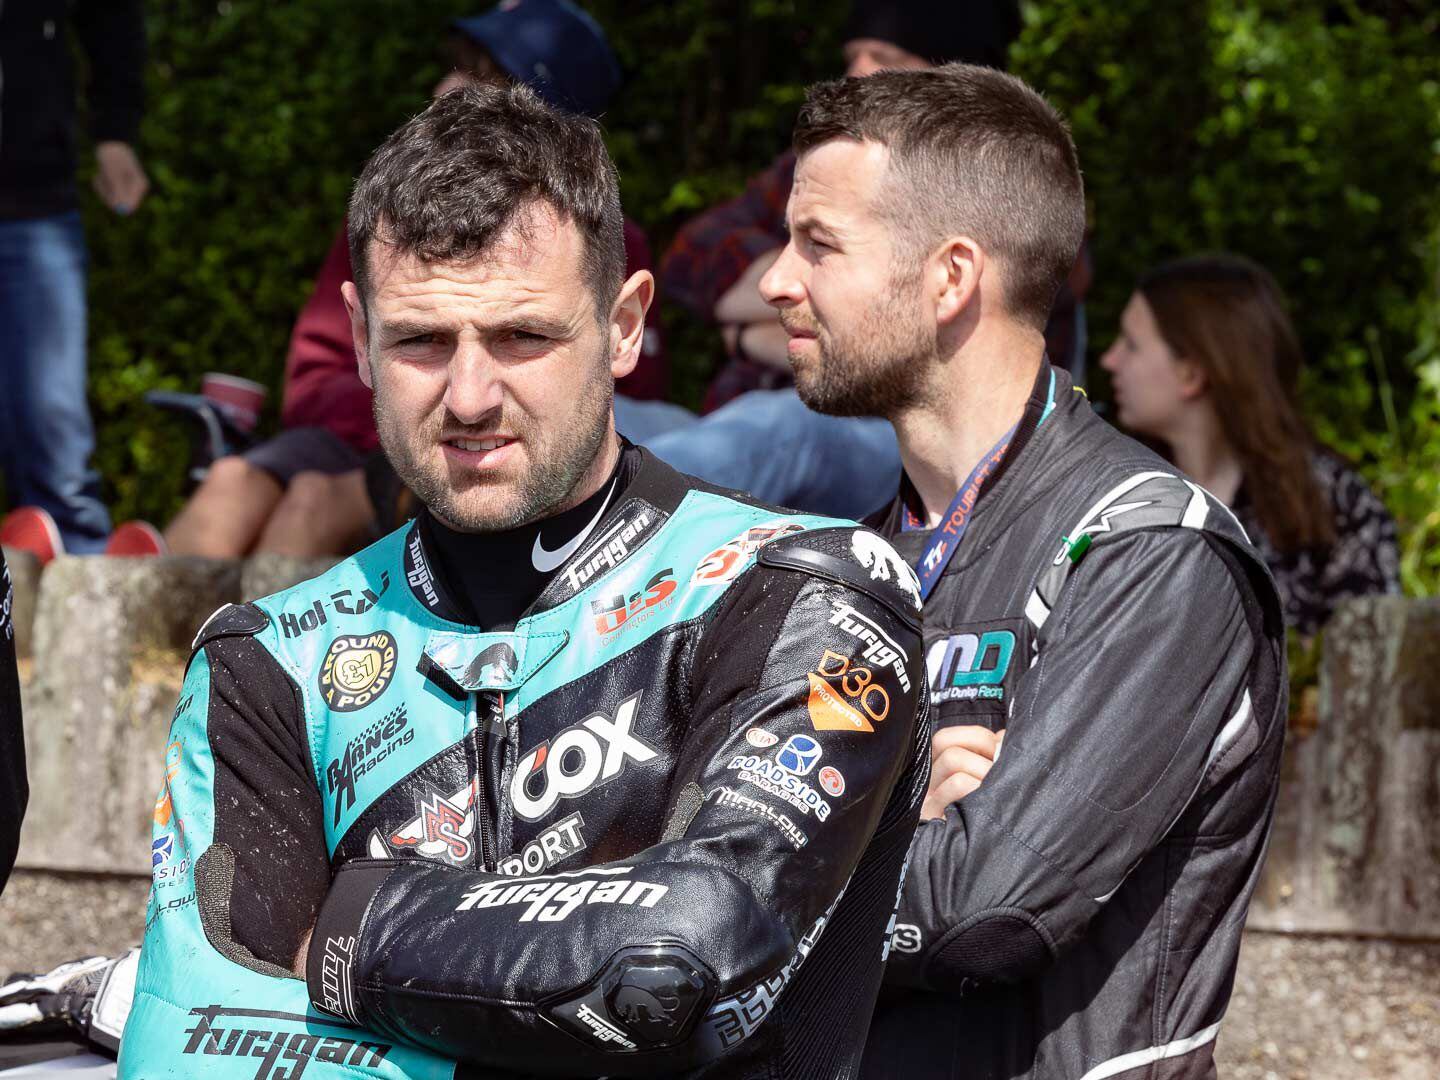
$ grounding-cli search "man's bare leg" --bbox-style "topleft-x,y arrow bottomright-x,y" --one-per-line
254,469 -> 375,558
164,456 -> 283,557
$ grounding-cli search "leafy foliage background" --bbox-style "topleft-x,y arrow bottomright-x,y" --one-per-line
74,0 -> 1439,591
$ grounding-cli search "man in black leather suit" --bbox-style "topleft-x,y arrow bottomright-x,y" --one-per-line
760,64 -> 1287,1080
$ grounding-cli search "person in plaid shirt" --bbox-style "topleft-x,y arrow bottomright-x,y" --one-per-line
663,1 -> 1026,411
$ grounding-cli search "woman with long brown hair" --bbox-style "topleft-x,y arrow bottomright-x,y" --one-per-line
1100,253 -> 1398,634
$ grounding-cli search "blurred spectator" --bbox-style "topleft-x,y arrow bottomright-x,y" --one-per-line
0,1 -> 148,562
662,0 -> 1032,410
144,0 -> 669,558
1100,253 -> 1401,634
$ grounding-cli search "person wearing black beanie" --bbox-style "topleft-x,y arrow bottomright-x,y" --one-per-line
844,0 -> 1021,70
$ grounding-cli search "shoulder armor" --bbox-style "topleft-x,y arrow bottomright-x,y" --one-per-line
1025,470 -> 1264,633
759,526 -> 922,629
190,602 -> 270,654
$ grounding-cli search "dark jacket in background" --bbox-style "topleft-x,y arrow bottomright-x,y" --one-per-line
0,552 -> 25,893
0,0 -> 145,219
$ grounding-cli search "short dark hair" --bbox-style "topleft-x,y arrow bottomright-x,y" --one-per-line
348,83 -> 625,317
793,64 -> 1085,329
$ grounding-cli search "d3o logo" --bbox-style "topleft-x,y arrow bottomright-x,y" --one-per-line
926,630 -> 1015,703
512,692 -> 657,822
319,632 -> 397,712
807,651 -> 890,733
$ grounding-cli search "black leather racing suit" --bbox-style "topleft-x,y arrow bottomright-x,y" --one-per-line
123,446 -> 930,1079
862,366 -> 1286,1080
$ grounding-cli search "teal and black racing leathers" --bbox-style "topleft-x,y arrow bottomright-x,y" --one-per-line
120,446 -> 930,1079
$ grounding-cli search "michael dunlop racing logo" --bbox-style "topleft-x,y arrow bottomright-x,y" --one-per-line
511,692 -> 657,822
318,632 -> 397,712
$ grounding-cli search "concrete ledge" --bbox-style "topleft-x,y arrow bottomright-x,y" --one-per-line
16,556 -> 243,874
1251,596 -> 1440,939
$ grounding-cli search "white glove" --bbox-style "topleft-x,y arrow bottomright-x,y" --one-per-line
0,949 -> 138,1056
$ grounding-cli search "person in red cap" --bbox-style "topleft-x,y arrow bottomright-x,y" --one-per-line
112,0 -> 668,560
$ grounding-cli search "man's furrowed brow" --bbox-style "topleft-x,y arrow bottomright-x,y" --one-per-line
377,318 -> 443,342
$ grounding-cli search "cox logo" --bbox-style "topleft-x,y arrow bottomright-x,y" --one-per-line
511,693 -> 658,822
776,735 -> 822,776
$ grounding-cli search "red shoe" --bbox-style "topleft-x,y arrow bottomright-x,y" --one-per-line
105,520 -> 168,557
0,507 -> 65,565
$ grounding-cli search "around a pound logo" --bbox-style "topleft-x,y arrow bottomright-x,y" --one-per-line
318,632 -> 397,713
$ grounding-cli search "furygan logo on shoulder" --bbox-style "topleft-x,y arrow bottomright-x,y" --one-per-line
318,632 -> 397,713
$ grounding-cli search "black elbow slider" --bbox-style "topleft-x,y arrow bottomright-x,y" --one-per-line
924,910 -> 1052,989
542,944 -> 717,1055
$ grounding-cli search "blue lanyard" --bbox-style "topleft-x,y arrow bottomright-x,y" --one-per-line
903,368 -> 1060,601
902,424 -> 1018,602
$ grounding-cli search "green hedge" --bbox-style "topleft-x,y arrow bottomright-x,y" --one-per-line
75,0 -> 1439,593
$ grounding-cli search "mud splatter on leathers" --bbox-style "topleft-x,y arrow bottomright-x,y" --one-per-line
120,447 -> 930,1079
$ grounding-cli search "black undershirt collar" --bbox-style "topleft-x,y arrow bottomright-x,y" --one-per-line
418,452 -> 625,632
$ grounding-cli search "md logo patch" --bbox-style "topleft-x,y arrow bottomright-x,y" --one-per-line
318,631 -> 398,712
151,835 -> 174,868
926,629 -> 1016,704
776,734 -> 822,776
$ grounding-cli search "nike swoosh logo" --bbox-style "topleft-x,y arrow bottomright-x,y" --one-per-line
531,480 -> 616,572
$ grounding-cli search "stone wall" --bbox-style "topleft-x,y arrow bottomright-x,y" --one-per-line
1250,596 -> 1440,939
6,548 -> 332,876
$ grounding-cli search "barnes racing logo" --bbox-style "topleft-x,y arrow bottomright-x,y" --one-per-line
318,632 -> 397,712
926,630 -> 1015,703
181,1005 -> 391,1078
807,651 -> 891,733
456,868 -> 667,922
511,692 -> 657,822
325,705 -> 412,825
692,521 -> 804,586
591,569 -> 678,639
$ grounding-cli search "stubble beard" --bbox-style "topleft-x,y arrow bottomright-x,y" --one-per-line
791,270 -> 934,419
373,351 -> 614,533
